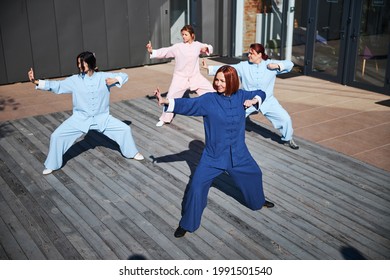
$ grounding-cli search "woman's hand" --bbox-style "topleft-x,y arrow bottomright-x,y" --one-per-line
105,78 -> 118,86
243,98 -> 259,108
28,67 -> 37,84
28,67 -> 39,85
146,40 -> 153,54
28,68 -> 34,81
267,63 -> 280,71
154,87 -> 168,106
201,58 -> 208,70
200,46 -> 209,54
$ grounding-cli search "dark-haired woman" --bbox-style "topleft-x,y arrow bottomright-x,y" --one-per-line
206,43 -> 299,149
146,24 -> 214,127
155,65 -> 274,238
28,51 -> 143,175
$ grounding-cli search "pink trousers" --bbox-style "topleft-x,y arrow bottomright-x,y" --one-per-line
159,74 -> 214,123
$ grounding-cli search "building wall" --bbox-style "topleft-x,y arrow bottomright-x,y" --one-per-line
243,0 -> 272,51
0,0 -> 234,85
0,0 -> 165,85
190,0 -> 234,57
243,0 -> 259,50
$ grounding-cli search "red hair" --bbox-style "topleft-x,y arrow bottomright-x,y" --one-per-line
213,65 -> 240,96
250,43 -> 269,60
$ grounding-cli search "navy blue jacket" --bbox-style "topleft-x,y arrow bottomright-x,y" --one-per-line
168,89 -> 266,168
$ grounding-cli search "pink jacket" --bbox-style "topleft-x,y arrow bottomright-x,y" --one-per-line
151,41 -> 213,91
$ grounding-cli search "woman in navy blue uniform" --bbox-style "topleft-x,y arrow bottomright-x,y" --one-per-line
155,65 -> 274,238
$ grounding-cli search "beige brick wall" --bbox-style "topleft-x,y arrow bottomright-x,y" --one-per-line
242,0 -> 270,55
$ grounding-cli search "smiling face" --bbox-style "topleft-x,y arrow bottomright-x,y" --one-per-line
214,72 -> 226,93
212,65 -> 240,96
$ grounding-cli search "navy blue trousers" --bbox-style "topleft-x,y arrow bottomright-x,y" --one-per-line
179,156 -> 266,232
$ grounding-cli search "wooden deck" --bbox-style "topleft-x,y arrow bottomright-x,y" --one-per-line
0,96 -> 389,260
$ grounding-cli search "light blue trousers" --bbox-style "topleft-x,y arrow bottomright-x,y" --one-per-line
246,97 -> 293,141
44,116 -> 139,170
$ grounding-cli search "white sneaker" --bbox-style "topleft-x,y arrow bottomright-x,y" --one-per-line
133,153 -> 144,161
42,168 -> 53,175
156,121 -> 165,127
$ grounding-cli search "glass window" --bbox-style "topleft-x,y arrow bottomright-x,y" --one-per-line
354,0 -> 389,87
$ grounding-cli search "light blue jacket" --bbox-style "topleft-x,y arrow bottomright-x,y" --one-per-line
209,60 -> 293,112
37,71 -> 128,132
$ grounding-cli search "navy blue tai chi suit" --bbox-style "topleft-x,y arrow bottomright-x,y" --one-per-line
165,89 -> 267,232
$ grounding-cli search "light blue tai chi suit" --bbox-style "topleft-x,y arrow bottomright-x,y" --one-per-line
36,71 -> 139,170
209,60 -> 294,141
165,89 -> 266,232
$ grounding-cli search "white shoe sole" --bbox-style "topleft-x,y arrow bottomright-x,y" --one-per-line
133,153 -> 144,161
42,168 -> 53,175
156,121 -> 164,127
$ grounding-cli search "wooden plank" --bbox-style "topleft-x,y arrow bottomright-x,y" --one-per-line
0,213 -> 26,260
59,152 -> 184,259
0,240 -> 10,260
0,196 -> 45,259
58,156 -> 190,260
0,137 -> 92,259
118,97 -> 390,260
71,105 -> 254,260
1,124 -> 118,259
0,175 -> 64,259
0,97 -> 389,260
67,140 -> 222,260
118,217 -> 175,260
0,176 -> 28,260
32,108 -> 193,260
124,99 -> 320,260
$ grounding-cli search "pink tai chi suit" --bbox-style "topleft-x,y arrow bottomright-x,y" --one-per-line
150,41 -> 215,123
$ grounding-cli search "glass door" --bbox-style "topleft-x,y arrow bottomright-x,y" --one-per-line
309,0 -> 350,82
290,0 -> 350,82
290,0 -> 389,94
348,0 -> 390,93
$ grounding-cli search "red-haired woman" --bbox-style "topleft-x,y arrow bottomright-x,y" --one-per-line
206,43 -> 299,149
146,25 -> 214,127
155,65 -> 274,238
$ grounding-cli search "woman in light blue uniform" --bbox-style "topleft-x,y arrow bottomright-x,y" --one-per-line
155,65 -> 274,238
28,51 -> 143,175
207,43 -> 299,149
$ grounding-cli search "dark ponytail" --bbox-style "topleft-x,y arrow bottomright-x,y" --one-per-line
249,43 -> 269,60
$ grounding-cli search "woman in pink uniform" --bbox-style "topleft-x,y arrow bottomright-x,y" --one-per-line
146,25 -> 214,127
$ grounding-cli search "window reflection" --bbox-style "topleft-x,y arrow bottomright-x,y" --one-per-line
354,0 -> 389,87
